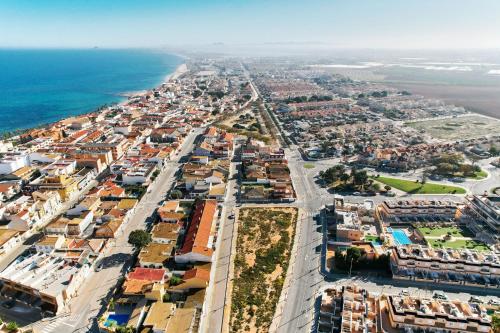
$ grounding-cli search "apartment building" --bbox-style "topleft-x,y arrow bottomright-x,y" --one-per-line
391,245 -> 500,286
0,251 -> 93,314
318,285 -> 378,333
385,294 -> 492,332
464,195 -> 500,240
378,199 -> 459,222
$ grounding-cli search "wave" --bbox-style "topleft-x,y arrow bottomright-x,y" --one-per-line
487,69 -> 500,75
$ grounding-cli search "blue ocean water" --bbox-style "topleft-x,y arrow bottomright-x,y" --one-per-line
0,49 -> 182,134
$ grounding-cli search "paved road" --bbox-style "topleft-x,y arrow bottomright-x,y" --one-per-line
205,160 -> 239,333
31,127 -> 203,333
275,147 -> 325,333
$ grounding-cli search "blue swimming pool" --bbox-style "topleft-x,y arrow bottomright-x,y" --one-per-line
104,313 -> 130,327
390,229 -> 412,245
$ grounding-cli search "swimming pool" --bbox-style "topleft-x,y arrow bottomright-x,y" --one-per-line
389,228 -> 412,245
104,313 -> 130,327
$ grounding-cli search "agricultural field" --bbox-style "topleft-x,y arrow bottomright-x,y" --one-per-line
405,115 -> 500,140
372,176 -> 466,194
230,207 -> 298,333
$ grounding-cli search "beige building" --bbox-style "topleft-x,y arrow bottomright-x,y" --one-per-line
391,245 -> 499,286
385,294 -> 492,332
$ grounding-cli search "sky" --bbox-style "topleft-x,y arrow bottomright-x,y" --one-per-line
0,0 -> 499,49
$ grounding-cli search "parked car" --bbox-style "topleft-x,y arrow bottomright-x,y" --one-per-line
433,291 -> 448,300
488,299 -> 500,306
469,296 -> 483,304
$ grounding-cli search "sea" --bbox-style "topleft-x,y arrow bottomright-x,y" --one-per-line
0,49 -> 183,134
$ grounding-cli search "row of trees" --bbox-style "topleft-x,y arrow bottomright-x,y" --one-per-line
432,153 -> 480,178
283,95 -> 333,103
319,165 -> 376,192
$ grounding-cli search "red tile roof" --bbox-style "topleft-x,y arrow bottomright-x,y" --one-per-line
183,268 -> 210,282
128,267 -> 165,282
178,200 -> 216,257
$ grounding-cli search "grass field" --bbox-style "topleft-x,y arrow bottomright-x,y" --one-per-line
364,235 -> 383,244
303,163 -> 315,169
469,169 -> 488,179
427,238 -> 490,251
418,226 -> 474,238
372,176 -> 466,194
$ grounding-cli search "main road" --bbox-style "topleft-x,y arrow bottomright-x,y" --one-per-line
31,127 -> 203,333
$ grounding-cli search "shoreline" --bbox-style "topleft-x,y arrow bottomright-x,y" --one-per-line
118,63 -> 187,98
0,62 -> 187,138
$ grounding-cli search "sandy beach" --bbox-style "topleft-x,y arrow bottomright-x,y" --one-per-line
165,63 -> 188,82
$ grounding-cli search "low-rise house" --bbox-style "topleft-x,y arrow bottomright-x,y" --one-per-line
171,268 -> 210,290
139,243 -> 175,268
66,211 -> 93,236
142,301 -> 176,333
0,182 -> 20,202
175,200 -> 216,264
0,229 -> 22,255
95,218 -> 124,238
127,267 -> 166,283
29,174 -> 80,201
35,235 -> 65,253
152,223 -> 180,244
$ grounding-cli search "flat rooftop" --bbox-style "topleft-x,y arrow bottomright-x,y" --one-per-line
0,252 -> 85,298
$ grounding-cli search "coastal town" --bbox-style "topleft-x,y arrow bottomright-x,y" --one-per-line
0,56 -> 499,333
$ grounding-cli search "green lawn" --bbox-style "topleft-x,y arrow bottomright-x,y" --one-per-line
469,169 -> 488,179
303,163 -> 316,169
364,235 -> 382,244
418,226 -> 474,238
428,238 -> 490,251
372,176 -> 466,194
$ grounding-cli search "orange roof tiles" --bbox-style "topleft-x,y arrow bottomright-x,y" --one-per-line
183,268 -> 210,282
178,200 -> 216,256
128,268 -> 165,282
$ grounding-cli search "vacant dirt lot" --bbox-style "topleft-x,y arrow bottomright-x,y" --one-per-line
230,207 -> 298,333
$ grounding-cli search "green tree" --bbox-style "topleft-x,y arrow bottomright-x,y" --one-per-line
6,322 -> 19,332
170,189 -> 183,199
352,169 -> 368,186
128,230 -> 152,249
116,326 -> 134,333
492,314 -> 500,333
169,275 -> 182,286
